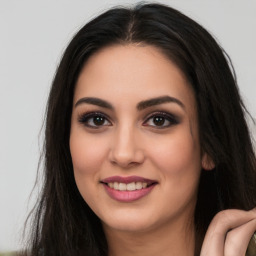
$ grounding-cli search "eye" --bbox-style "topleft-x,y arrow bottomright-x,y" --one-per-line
143,112 -> 179,128
78,112 -> 111,128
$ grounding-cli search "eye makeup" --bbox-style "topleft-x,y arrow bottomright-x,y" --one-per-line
143,111 -> 180,128
77,109 -> 180,130
78,111 -> 112,129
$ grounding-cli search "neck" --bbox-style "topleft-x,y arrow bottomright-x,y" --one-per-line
103,215 -> 195,256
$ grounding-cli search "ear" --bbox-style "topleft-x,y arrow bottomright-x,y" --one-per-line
201,153 -> 215,170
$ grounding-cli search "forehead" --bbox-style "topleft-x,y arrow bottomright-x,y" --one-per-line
74,44 -> 196,112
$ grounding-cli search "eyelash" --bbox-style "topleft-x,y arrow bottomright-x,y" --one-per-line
143,111 -> 179,128
78,112 -> 111,129
78,111 -> 179,129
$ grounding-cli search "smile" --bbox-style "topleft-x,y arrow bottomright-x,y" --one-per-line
107,181 -> 148,191
101,176 -> 157,202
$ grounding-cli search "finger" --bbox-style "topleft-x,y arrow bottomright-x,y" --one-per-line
200,209 -> 256,256
224,219 -> 256,256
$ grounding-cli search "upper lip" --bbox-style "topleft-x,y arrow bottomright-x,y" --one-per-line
101,176 -> 157,184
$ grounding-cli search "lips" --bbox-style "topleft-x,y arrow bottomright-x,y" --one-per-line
101,175 -> 156,184
101,176 -> 157,202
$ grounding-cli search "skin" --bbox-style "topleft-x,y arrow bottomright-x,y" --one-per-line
69,44 -> 256,256
201,209 -> 256,256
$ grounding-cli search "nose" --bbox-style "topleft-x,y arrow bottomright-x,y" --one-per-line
108,125 -> 145,168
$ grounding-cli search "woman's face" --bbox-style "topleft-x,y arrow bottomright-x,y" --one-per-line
70,44 -> 209,233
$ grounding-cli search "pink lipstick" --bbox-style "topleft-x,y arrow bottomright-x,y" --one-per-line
101,176 -> 157,202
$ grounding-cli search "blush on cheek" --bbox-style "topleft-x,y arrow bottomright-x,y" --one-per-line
70,138 -> 101,175
152,136 -> 200,175
72,154 -> 100,175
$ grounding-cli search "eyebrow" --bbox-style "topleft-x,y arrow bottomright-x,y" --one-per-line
137,95 -> 185,110
74,95 -> 185,110
75,97 -> 113,109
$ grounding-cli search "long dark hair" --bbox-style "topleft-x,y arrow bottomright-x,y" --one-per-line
24,3 -> 256,256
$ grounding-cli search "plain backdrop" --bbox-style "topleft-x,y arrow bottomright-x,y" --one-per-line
1,0 -> 255,252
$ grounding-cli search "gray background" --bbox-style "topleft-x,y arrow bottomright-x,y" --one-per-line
1,0 -> 255,252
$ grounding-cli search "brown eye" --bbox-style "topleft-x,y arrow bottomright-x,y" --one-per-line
152,116 -> 165,126
143,112 -> 179,128
93,116 -> 105,126
78,112 -> 111,128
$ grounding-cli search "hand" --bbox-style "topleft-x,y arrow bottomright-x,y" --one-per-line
200,208 -> 256,256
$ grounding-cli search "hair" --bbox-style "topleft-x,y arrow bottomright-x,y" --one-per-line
23,2 -> 256,256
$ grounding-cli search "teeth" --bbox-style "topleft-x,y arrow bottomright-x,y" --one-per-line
127,182 -> 135,191
119,183 -> 126,191
135,182 -> 142,190
114,182 -> 119,190
108,181 -> 150,191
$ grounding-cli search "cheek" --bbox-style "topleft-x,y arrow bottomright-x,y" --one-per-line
70,131 -> 108,175
69,130 -> 110,206
148,127 -> 201,217
148,127 -> 201,177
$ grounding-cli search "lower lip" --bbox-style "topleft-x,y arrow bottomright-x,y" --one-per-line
102,183 -> 156,202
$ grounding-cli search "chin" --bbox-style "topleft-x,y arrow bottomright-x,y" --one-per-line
103,218 -> 156,233
100,209 -> 169,234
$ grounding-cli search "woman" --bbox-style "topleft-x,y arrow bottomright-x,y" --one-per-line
24,3 -> 256,256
